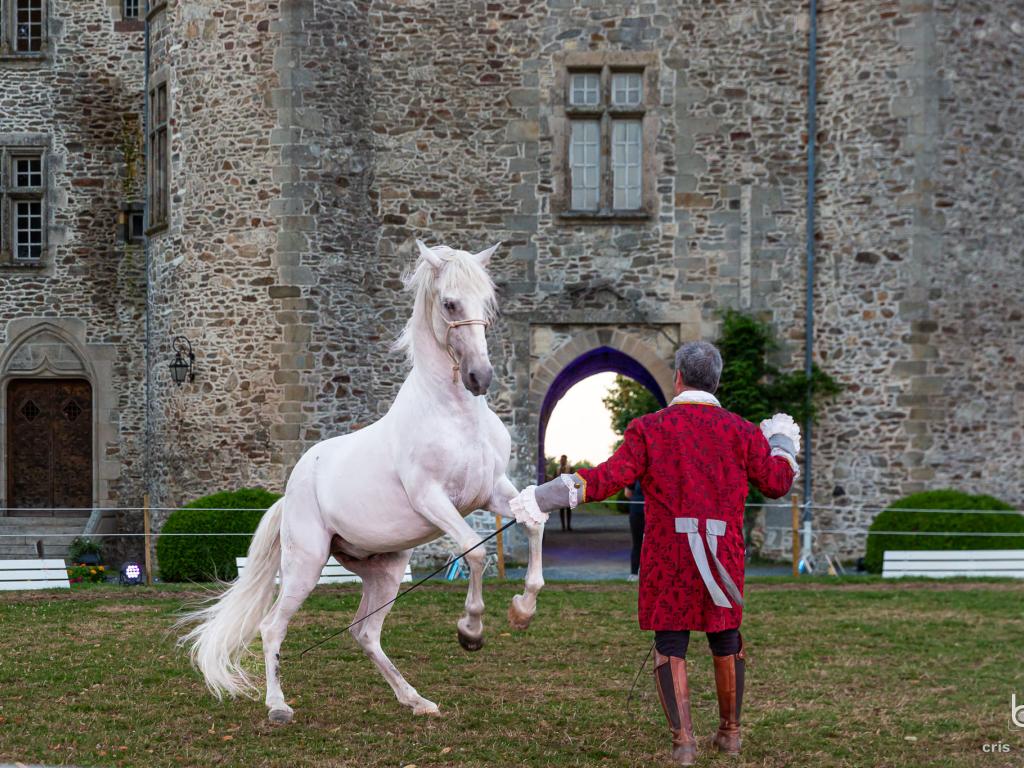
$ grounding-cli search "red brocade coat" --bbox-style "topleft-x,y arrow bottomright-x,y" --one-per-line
576,402 -> 795,632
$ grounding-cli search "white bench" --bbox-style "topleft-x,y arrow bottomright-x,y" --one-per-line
882,550 -> 1024,579
0,558 -> 70,590
236,556 -> 412,585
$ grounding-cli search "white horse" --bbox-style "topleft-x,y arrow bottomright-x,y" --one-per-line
178,240 -> 545,723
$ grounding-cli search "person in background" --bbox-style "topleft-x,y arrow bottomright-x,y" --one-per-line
510,341 -> 799,765
557,454 -> 572,531
624,478 -> 645,581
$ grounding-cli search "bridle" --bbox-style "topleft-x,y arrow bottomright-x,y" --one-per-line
443,318 -> 489,383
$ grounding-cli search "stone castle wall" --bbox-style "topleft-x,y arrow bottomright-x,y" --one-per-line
1,1 -> 1021,568
0,0 -> 146,525
145,0 -> 287,530
806,0 -> 1024,559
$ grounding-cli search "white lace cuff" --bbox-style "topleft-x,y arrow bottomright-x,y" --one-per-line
760,413 -> 802,455
559,474 -> 581,509
509,486 -> 549,526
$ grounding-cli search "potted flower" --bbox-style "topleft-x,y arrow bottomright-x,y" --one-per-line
68,537 -> 104,566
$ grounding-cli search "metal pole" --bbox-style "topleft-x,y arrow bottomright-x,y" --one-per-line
803,0 -> 818,531
791,494 -> 800,577
143,493 -> 153,586
143,0 -> 153,528
495,513 -> 505,579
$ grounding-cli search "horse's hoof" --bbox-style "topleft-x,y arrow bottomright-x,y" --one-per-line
508,595 -> 533,630
412,699 -> 441,717
268,706 -> 294,725
458,630 -> 484,652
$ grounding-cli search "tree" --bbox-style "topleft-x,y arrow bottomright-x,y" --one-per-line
715,309 -> 840,426
602,375 -> 661,437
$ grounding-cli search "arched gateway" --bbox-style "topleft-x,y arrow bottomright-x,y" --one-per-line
529,330 -> 675,483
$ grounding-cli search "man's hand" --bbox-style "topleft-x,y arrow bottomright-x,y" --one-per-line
509,474 -> 584,525
759,413 -> 801,474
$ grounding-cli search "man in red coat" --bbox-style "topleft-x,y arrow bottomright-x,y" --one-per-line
511,341 -> 800,765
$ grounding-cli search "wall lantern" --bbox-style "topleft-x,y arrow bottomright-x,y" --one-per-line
170,336 -> 195,386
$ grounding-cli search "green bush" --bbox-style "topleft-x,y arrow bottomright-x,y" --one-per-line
156,488 -> 281,583
864,489 -> 1024,573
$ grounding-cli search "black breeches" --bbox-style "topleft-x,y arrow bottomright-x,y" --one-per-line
654,629 -> 740,659
628,506 -> 645,575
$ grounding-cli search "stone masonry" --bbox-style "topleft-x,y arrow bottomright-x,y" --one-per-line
0,1 -> 1020,566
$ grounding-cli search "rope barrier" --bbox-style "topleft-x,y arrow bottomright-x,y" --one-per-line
2,503 -> 1022,514
6,529 -> 1023,539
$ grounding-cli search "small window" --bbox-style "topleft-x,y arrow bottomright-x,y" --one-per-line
562,62 -> 650,217
147,80 -> 169,231
123,205 -> 144,243
612,120 -> 642,210
1,147 -> 47,264
611,73 -> 642,107
14,200 -> 42,260
569,73 -> 600,107
14,156 -> 42,188
569,121 -> 600,211
130,209 -> 144,239
123,0 -> 141,19
14,0 -> 45,53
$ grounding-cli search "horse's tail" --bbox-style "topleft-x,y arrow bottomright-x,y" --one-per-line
176,497 -> 284,699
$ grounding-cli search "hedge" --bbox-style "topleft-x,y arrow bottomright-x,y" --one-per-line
864,489 -> 1024,573
157,488 -> 281,583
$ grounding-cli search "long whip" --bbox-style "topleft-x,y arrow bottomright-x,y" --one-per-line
295,519 -> 518,659
626,640 -> 655,706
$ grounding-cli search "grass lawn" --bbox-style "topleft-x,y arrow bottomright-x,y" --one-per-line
0,577 -> 1022,767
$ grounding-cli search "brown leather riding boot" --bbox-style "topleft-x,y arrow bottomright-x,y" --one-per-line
710,637 -> 746,754
653,651 -> 697,766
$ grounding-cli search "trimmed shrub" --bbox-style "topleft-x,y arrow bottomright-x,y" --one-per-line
864,489 -> 1024,573
157,488 -> 281,583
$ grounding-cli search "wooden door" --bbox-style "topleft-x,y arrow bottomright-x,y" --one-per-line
6,379 -> 93,515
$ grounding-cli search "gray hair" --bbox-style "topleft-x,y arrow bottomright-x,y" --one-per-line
674,341 -> 723,393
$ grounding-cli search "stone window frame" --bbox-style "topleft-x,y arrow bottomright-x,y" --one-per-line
147,68 -> 170,235
0,135 -> 50,268
0,0 -> 49,61
112,0 -> 145,32
551,51 -> 658,223
123,202 -> 144,244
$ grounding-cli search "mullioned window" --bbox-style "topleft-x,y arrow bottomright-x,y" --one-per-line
552,51 -> 658,222
0,0 -> 47,56
0,143 -> 47,265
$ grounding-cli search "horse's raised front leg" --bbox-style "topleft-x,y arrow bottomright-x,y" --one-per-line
414,486 -> 487,652
487,476 -> 545,631
340,549 -> 439,716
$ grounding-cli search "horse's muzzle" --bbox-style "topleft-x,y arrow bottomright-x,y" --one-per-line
464,366 -> 493,396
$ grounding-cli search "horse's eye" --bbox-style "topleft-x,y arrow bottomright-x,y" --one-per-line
443,300 -> 457,314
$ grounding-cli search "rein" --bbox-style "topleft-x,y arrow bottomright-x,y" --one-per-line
443,318 -> 489,383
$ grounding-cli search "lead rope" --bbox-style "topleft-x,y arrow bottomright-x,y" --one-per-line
626,640 -> 656,708
294,519 -> 518,659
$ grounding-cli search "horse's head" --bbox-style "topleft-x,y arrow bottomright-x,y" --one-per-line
401,239 -> 500,395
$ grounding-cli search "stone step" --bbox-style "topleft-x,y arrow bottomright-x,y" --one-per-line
0,516 -> 89,560
0,516 -> 90,528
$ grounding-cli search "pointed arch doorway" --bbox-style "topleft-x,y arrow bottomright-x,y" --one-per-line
537,345 -> 667,484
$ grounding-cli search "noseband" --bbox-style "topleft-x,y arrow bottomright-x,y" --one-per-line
444,318 -> 489,383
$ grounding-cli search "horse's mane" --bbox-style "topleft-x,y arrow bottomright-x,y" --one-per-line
393,245 -> 497,361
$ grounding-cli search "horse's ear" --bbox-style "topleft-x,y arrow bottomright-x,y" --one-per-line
416,239 -> 443,270
474,242 -> 500,267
